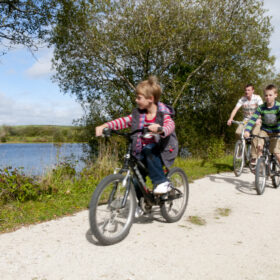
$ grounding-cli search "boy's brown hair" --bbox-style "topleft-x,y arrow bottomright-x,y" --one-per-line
136,76 -> 162,103
265,84 -> 278,94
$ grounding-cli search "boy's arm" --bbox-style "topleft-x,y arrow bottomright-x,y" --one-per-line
95,115 -> 132,136
162,115 -> 175,137
245,108 -> 261,133
148,115 -> 175,136
106,115 -> 132,130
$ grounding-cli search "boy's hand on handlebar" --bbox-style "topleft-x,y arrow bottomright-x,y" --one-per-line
95,124 -> 108,137
148,124 -> 163,134
244,131 -> 250,139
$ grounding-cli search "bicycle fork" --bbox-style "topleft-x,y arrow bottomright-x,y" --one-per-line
108,170 -> 132,210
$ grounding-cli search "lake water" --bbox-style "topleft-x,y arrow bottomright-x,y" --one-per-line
0,143 -> 89,176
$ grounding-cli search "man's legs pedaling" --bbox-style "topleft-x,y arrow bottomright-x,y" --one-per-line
235,123 -> 244,140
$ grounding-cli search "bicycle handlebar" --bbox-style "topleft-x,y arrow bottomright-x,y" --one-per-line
231,120 -> 245,125
251,134 -> 280,140
102,127 -> 163,138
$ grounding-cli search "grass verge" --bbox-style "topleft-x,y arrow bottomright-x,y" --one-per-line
0,155 -> 233,233
188,215 -> 206,226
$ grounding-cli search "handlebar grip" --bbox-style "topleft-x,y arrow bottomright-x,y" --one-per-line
143,127 -> 149,134
157,126 -> 164,133
102,127 -> 111,137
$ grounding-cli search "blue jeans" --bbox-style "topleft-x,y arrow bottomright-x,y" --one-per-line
140,143 -> 167,186
134,143 -> 168,201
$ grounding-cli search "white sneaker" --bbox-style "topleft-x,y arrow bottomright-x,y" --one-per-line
153,182 -> 172,194
135,206 -> 144,218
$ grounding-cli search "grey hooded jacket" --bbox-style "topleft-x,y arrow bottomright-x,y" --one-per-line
130,103 -> 178,168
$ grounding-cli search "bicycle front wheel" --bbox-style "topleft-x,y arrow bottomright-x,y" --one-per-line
161,167 -> 189,223
89,174 -> 136,245
255,157 -> 267,195
233,140 -> 245,177
271,161 -> 280,188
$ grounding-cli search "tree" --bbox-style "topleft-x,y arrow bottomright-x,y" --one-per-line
0,0 -> 57,54
51,0 -> 274,155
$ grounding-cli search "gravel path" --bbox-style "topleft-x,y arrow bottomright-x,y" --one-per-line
1,170 -> 280,280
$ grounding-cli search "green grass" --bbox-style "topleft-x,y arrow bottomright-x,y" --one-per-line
0,155 -> 233,233
174,155 -> 233,182
216,208 -> 231,217
188,215 -> 206,226
0,125 -> 86,143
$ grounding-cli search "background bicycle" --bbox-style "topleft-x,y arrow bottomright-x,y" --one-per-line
253,134 -> 280,195
232,120 -> 255,176
89,128 -> 189,245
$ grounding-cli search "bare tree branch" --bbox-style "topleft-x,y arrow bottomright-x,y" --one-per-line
0,0 -> 25,13
172,57 -> 209,107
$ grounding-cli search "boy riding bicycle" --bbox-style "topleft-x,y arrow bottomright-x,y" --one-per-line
227,84 -> 263,164
95,76 -> 178,197
244,84 -> 280,163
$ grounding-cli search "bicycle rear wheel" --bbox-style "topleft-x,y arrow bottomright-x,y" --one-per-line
255,157 -> 267,195
161,167 -> 189,223
89,174 -> 136,245
271,161 -> 280,188
233,140 -> 245,177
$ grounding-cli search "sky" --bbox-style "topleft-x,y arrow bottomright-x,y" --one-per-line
0,0 -> 279,126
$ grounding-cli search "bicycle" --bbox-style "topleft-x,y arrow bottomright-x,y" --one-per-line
253,134 -> 280,195
232,120 -> 254,176
89,128 -> 189,245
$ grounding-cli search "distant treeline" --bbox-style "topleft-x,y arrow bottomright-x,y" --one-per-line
0,125 -> 87,143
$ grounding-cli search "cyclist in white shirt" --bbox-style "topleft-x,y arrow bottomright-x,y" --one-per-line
227,84 -> 263,163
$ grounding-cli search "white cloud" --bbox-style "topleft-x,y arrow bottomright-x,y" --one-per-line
0,92 -> 84,126
25,50 -> 55,78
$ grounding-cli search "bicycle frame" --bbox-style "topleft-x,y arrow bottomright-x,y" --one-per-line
107,128 -> 173,208
253,134 -> 280,177
232,120 -> 251,162
232,120 -> 254,176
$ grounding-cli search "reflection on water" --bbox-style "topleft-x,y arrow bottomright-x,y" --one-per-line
0,143 -> 89,176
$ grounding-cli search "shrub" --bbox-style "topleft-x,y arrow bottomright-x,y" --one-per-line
53,131 -> 64,142
51,161 -> 76,178
206,137 -> 226,160
0,167 -> 40,203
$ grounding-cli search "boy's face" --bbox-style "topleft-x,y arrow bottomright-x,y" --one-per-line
264,89 -> 277,105
135,94 -> 153,109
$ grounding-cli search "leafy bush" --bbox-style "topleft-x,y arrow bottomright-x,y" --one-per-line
53,130 -> 65,142
206,137 -> 226,160
0,167 -> 40,203
51,161 -> 76,178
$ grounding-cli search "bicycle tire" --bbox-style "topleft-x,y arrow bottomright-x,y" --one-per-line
233,140 -> 245,177
89,174 -> 136,245
271,161 -> 280,188
255,157 -> 267,195
161,167 -> 189,223
246,143 -> 255,172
